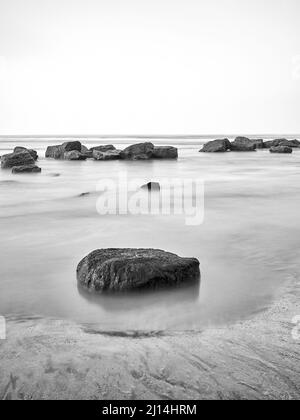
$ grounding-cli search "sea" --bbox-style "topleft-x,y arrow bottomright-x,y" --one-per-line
0,135 -> 299,333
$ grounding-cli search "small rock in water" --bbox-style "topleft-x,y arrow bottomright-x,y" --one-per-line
270,146 -> 293,154
77,248 -> 200,293
200,139 -> 231,153
12,165 -> 42,174
141,182 -> 161,191
1,151 -> 35,169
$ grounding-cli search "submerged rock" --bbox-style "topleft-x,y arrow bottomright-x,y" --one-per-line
230,137 -> 257,151
12,164 -> 41,174
93,149 -> 122,160
141,182 -> 161,191
1,151 -> 35,169
152,146 -> 178,159
64,151 -> 87,161
14,147 -> 38,160
270,146 -> 293,154
200,139 -> 231,153
120,142 -> 155,160
77,248 -> 200,293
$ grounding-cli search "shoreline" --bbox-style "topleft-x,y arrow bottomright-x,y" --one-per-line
0,275 -> 299,400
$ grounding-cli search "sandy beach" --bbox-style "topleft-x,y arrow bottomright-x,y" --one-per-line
1,272 -> 299,400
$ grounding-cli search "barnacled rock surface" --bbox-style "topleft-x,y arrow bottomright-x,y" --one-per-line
77,248 -> 200,293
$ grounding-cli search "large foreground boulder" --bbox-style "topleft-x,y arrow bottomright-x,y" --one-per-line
12,164 -> 41,174
120,143 -> 155,160
14,147 -> 38,160
200,139 -> 231,153
152,146 -> 178,159
230,137 -> 257,151
1,151 -> 35,169
77,248 -> 200,293
270,146 -> 293,154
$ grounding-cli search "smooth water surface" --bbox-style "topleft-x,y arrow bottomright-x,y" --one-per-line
0,136 -> 300,332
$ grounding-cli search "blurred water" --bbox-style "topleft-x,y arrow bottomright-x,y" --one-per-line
0,137 -> 300,332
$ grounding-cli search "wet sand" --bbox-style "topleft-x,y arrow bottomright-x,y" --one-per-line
0,275 -> 299,400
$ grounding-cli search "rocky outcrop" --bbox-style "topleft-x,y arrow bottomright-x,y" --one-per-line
45,145 -> 63,159
200,139 -> 231,153
152,146 -> 178,159
141,182 -> 161,191
77,248 -> 200,293
90,145 -> 116,153
64,151 -> 87,160
270,146 -> 293,154
230,137 -> 257,151
45,141 -> 82,159
14,147 -> 38,160
265,139 -> 300,149
93,150 -> 122,160
12,165 -> 41,174
1,151 -> 35,169
61,141 -> 82,153
278,140 -> 300,148
120,143 -> 155,160
250,139 -> 265,149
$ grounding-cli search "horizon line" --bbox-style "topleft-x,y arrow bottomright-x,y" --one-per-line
1,133 -> 300,139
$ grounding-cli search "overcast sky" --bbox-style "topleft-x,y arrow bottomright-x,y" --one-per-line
0,0 -> 300,135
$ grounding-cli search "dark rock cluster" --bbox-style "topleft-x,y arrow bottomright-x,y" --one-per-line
45,141 -> 178,161
1,147 -> 41,174
200,137 -> 299,153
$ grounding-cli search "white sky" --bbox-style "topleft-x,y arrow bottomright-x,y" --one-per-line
0,0 -> 300,135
